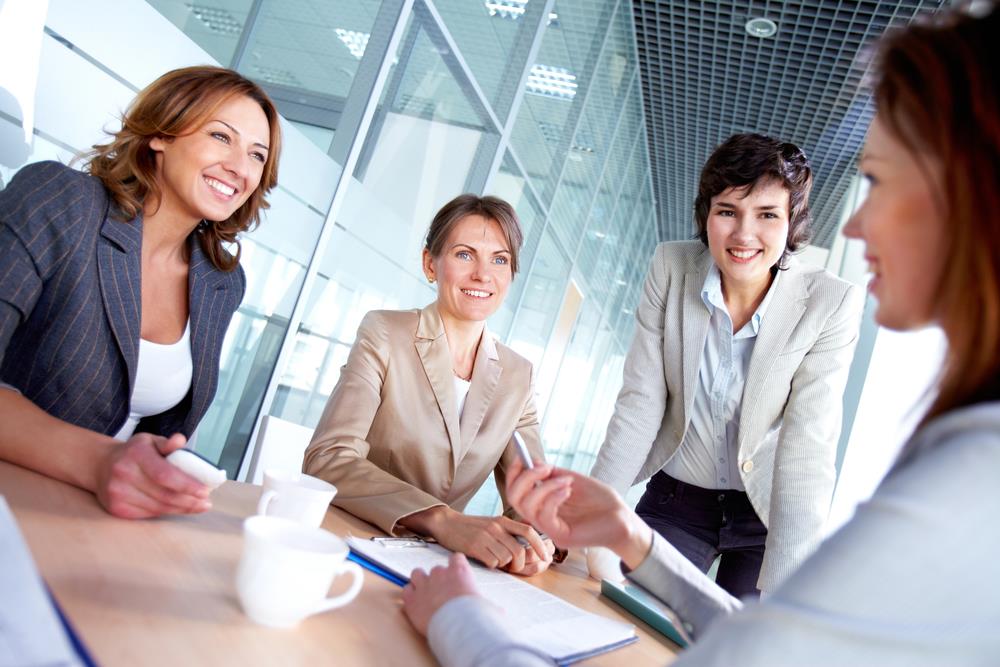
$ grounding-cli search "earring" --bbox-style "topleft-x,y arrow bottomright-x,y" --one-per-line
427,276 -> 435,284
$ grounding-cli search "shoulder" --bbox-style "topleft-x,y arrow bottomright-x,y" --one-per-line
0,161 -> 105,225
356,308 -> 420,345
494,338 -> 534,379
786,260 -> 863,314
895,402 -> 1000,476
653,240 -> 707,264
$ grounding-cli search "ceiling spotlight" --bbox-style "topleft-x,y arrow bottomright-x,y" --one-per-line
745,17 -> 777,38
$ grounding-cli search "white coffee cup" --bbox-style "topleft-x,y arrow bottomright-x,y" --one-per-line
256,470 -> 336,528
236,516 -> 363,628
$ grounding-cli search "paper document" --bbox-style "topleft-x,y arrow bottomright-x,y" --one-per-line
0,495 -> 83,667
348,536 -> 636,665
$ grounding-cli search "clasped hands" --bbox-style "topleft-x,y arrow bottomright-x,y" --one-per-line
401,458 -> 654,635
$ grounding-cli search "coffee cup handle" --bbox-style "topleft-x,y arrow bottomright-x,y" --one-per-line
256,489 -> 278,516
313,562 -> 363,613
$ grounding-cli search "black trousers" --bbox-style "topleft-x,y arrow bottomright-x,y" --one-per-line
635,471 -> 767,599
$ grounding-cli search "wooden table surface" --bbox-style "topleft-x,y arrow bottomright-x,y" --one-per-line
0,461 -> 679,666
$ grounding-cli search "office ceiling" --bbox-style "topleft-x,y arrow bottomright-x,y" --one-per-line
633,0 -> 948,247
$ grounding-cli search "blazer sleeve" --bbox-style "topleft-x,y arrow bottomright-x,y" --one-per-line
493,364 -> 544,517
759,282 -> 865,591
0,162 -> 87,371
590,243 -> 672,495
302,311 -> 447,535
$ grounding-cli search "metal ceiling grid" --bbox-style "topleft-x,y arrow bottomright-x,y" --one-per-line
632,0 -> 948,248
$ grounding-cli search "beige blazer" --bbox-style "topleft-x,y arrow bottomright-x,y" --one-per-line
303,304 -> 543,535
591,241 -> 865,591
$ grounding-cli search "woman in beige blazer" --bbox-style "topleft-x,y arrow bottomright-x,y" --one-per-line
303,194 -> 553,575
590,134 -> 865,596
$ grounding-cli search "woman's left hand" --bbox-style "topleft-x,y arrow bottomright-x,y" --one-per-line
402,552 -> 482,637
505,537 -> 555,576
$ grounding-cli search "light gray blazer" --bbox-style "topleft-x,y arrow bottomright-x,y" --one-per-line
591,241 -> 864,590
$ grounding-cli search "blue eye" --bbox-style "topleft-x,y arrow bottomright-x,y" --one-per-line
211,131 -> 231,143
456,250 -> 472,260
493,256 -> 509,265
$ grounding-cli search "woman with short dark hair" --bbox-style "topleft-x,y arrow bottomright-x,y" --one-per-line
0,66 -> 281,519
304,193 -> 555,576
589,132 -> 864,596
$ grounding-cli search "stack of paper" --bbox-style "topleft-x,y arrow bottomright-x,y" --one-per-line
348,537 -> 636,665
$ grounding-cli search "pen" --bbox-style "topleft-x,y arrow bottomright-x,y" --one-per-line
512,431 -> 534,469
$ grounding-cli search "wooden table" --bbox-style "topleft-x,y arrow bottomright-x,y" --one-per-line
0,461 -> 679,666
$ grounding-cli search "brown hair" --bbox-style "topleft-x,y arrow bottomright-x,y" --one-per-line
84,66 -> 282,272
424,194 -> 524,273
694,133 -> 814,269
874,2 -> 1000,422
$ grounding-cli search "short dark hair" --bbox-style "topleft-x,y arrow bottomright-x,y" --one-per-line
693,133 -> 813,268
424,194 -> 524,273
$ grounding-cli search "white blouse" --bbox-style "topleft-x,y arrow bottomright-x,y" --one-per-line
113,321 -> 193,441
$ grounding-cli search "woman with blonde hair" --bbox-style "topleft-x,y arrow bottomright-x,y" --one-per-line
304,194 -> 555,576
0,66 -> 281,519
401,3 -> 1000,663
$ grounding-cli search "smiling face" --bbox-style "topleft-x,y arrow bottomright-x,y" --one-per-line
423,214 -> 514,325
842,116 -> 946,331
706,180 -> 790,296
148,94 -> 270,227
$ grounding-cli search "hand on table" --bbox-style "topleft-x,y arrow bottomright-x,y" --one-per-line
505,458 -> 653,570
401,552 -> 482,637
95,432 -> 212,519
434,513 -> 554,575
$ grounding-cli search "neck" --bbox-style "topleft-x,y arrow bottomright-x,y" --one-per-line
721,270 -> 774,328
142,197 -> 198,264
438,308 -> 485,371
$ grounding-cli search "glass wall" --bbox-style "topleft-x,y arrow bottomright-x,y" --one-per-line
39,1 -> 660,507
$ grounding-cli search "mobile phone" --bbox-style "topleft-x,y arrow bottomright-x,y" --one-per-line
512,432 -> 535,470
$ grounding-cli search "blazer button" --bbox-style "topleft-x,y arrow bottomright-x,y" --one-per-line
741,460 -> 754,473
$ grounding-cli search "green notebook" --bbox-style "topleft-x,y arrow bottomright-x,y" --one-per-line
600,578 -> 691,648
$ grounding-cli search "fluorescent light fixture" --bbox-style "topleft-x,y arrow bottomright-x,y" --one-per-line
186,3 -> 243,36
527,64 -> 577,100
335,28 -> 370,60
485,1 -> 558,24
250,64 -> 301,88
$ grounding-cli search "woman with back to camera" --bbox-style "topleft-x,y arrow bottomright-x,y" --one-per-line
0,66 -> 281,519
303,194 -> 555,576
400,3 -> 1000,664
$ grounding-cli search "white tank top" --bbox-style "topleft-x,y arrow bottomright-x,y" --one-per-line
113,321 -> 194,441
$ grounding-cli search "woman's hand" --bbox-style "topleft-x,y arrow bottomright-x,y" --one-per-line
506,459 -> 653,570
403,506 -> 553,575
95,432 -> 212,519
402,553 -> 482,637
437,513 -> 553,575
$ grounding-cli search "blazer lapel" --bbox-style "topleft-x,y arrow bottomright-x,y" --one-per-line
458,330 -> 502,462
739,262 -> 808,451
96,211 -> 143,392
186,234 -> 231,423
681,249 -> 713,420
413,305 -> 463,465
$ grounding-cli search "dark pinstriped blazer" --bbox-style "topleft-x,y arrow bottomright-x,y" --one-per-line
0,161 -> 245,438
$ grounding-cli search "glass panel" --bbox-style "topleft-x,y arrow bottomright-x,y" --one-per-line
433,0 -> 541,120
146,0 -> 255,65
488,151 -> 544,339
508,1 -> 615,206
506,226 -> 570,367
269,13 -> 501,429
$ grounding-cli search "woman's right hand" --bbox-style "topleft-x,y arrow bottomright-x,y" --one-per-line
506,458 -> 653,570
95,432 -> 212,519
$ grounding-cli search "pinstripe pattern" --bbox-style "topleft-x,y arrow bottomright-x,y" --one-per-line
0,161 -> 245,438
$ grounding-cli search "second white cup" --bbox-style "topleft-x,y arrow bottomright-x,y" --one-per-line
256,470 -> 337,528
